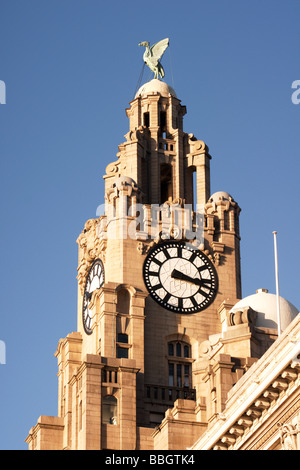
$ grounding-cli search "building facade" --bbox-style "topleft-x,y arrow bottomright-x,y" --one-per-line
26,79 -> 300,451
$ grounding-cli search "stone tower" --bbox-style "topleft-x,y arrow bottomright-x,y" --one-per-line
26,78 -> 257,451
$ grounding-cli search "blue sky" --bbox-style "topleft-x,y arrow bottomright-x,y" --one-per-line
0,0 -> 299,449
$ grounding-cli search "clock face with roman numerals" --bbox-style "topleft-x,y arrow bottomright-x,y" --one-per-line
82,259 -> 104,334
143,241 -> 218,314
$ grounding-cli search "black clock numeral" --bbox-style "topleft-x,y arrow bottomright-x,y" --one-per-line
148,270 -> 159,277
198,289 -> 209,298
190,297 -> 198,308
189,252 -> 197,263
163,292 -> 171,303
198,265 -> 209,273
163,248 -> 171,260
177,246 -> 182,258
151,258 -> 162,267
178,297 -> 183,309
152,283 -> 163,291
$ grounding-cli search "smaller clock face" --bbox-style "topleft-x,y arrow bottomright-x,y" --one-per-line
143,241 -> 218,314
82,259 -> 104,334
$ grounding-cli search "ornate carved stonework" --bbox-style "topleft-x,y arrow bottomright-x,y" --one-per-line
76,218 -> 106,294
278,415 -> 300,450
229,306 -> 257,327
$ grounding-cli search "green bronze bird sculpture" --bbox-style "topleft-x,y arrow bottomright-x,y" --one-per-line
138,38 -> 169,79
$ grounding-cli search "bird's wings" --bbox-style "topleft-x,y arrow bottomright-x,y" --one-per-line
150,38 -> 169,64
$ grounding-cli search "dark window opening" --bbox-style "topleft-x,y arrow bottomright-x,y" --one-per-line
224,211 -> 230,231
117,333 -> 128,343
160,163 -> 172,204
117,289 -> 130,315
160,111 -> 166,131
144,112 -> 150,128
102,396 -> 117,425
168,363 -> 174,386
116,346 -> 129,359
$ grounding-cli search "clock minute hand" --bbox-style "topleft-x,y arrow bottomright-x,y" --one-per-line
171,269 -> 202,286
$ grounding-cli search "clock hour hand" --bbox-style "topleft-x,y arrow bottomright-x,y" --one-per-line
171,269 -> 213,288
85,291 -> 93,302
171,269 -> 202,286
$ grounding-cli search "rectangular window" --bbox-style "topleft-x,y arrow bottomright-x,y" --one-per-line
169,363 -> 174,386
160,163 -> 172,204
117,333 -> 128,343
116,346 -> 128,359
144,112 -> 150,128
184,365 -> 190,387
177,364 -> 182,387
160,111 -> 166,131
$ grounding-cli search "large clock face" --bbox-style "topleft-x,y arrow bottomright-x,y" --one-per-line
82,259 -> 104,334
143,241 -> 218,314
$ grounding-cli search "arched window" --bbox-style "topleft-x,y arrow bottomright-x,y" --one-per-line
167,341 -> 192,389
102,396 -> 118,425
116,289 -> 130,315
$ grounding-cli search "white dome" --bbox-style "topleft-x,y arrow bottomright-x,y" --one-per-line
230,289 -> 299,331
209,191 -> 232,203
135,79 -> 177,98
113,176 -> 136,188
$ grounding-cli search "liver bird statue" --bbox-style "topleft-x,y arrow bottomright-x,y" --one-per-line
138,38 -> 169,79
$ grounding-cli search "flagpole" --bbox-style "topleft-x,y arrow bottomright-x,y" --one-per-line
273,231 -> 281,337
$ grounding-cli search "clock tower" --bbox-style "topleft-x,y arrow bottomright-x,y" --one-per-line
26,74 -> 255,451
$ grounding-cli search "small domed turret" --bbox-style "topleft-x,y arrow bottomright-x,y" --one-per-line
230,289 -> 299,331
